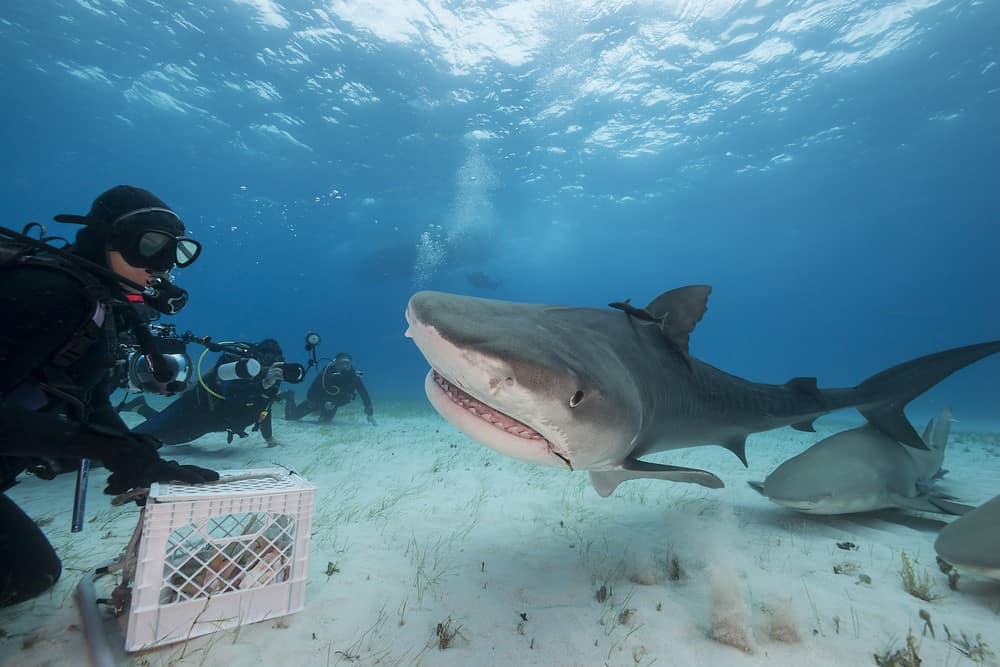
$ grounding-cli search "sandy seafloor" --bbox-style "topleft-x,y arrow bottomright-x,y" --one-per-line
1,398 -> 998,667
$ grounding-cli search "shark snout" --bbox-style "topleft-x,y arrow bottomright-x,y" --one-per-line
404,291 -> 580,470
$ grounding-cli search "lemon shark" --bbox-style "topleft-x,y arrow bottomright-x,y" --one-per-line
935,494 -> 1000,580
748,407 -> 974,515
403,286 -> 1000,497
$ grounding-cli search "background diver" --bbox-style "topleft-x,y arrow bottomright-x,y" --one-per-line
121,339 -> 300,447
283,351 -> 376,425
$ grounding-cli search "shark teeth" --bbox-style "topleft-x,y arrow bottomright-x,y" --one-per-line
433,370 -> 545,441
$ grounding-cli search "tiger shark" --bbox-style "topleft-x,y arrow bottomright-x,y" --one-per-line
747,407 -> 974,515
935,493 -> 1000,581
403,286 -> 1000,497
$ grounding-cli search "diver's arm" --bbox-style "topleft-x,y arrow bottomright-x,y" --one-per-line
355,376 -> 374,415
87,377 -> 130,432
1,404 -> 218,494
1,404 -> 138,460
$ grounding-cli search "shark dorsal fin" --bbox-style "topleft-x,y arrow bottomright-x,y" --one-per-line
930,406 -> 953,451
644,285 -> 712,356
920,417 -> 934,445
785,376 -> 819,396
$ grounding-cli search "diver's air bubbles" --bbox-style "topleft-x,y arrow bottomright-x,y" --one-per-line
412,226 -> 446,289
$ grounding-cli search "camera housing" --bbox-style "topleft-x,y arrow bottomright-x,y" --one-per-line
123,324 -> 193,395
116,324 -> 307,396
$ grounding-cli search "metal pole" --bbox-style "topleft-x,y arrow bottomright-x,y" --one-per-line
72,458 -> 91,533
76,567 -> 121,667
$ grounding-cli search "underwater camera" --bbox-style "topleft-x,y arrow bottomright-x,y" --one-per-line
210,342 -> 306,384
119,325 -> 307,395
123,323 -> 193,395
281,362 -> 306,383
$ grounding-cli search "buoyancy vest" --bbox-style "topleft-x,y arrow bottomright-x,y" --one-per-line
0,230 -> 117,416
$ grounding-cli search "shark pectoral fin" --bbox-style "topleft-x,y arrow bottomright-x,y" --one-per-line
644,285 -> 711,357
722,435 -> 749,466
890,494 -> 974,516
747,481 -> 766,495
926,497 -> 975,516
860,406 -> 929,450
589,461 -> 724,497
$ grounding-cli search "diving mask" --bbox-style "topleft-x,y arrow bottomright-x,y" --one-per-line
109,207 -> 202,272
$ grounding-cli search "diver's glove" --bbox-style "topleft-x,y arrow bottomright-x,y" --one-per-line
366,413 -> 377,427
100,430 -> 219,497
261,364 -> 284,390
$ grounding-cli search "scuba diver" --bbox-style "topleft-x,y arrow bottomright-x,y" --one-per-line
0,185 -> 219,608
124,339 -> 295,447
283,352 -> 376,425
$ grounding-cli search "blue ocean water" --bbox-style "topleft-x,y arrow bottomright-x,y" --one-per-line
1,0 -> 997,421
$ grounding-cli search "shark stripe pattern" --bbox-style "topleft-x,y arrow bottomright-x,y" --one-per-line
404,286 -> 1000,497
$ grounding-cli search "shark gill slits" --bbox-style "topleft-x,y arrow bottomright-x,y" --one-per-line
552,450 -> 573,471
569,390 -> 585,408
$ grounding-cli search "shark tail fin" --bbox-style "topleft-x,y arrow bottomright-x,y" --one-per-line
857,341 -> 1000,449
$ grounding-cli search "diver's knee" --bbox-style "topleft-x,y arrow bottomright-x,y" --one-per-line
1,552 -> 61,608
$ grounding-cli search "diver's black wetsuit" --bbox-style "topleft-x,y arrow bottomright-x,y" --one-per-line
130,367 -> 279,445
2,187 -> 217,608
0,264 -> 164,606
284,365 -> 373,423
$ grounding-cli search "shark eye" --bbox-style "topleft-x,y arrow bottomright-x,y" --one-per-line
569,390 -> 585,408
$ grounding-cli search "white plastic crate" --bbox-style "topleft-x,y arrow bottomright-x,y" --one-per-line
124,468 -> 315,651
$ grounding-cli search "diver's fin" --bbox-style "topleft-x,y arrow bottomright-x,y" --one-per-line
589,460 -> 724,497
644,285 -> 712,357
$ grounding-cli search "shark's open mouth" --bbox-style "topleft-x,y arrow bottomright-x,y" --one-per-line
431,370 -> 548,442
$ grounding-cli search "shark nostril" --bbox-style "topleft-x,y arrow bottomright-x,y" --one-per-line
569,390 -> 585,408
